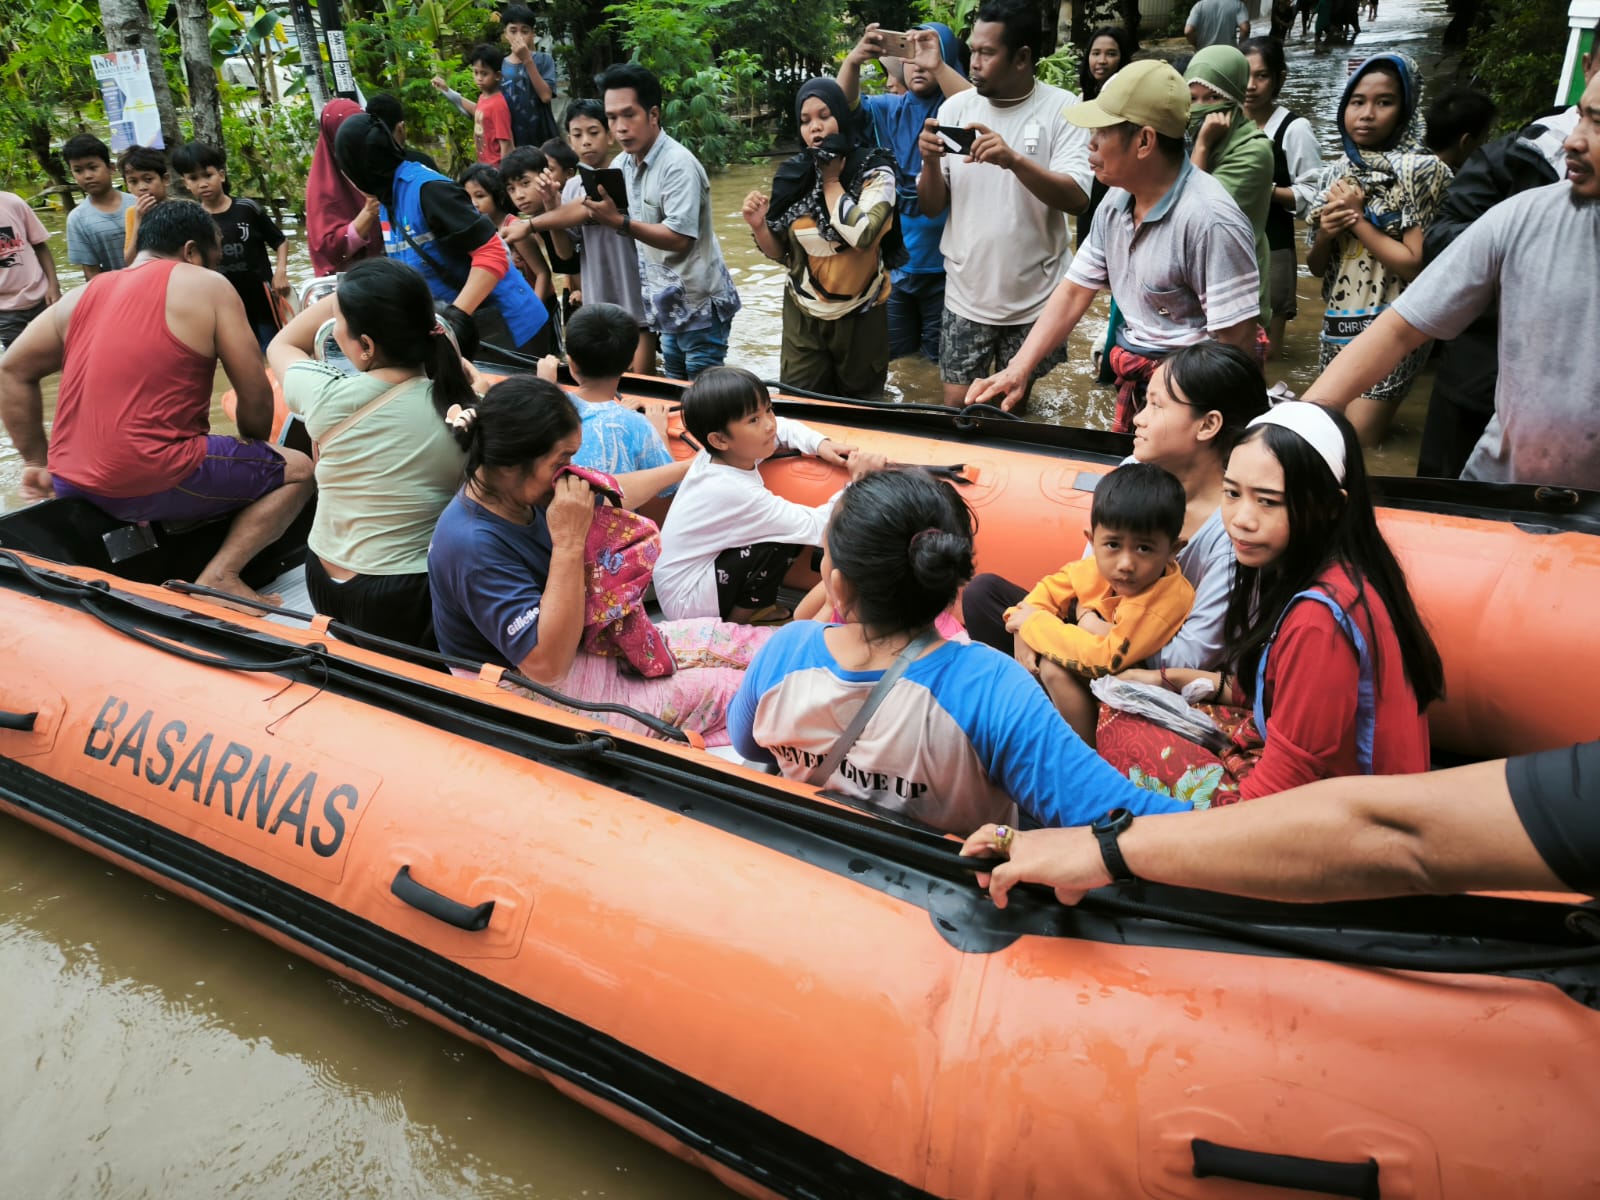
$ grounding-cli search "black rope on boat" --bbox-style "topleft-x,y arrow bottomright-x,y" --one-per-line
759,378 -> 970,419
1072,890 -> 1600,975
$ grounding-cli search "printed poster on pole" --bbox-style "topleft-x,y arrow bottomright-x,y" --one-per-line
91,50 -> 164,151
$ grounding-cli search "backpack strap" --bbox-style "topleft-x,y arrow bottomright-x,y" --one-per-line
318,380 -> 418,452
1271,108 -> 1302,154
1253,587 -> 1376,775
806,626 -> 940,788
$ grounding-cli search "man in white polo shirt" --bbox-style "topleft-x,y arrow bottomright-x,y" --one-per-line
916,0 -> 1093,410
967,60 -> 1260,425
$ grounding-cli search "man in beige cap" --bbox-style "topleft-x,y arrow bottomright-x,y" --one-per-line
967,59 -> 1260,423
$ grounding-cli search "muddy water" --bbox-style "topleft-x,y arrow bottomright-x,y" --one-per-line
2,3 -> 1449,1195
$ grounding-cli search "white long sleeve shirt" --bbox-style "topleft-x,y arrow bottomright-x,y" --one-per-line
654,417 -> 835,620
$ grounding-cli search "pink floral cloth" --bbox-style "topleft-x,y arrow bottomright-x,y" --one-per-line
559,464 -> 675,678
458,619 -> 774,747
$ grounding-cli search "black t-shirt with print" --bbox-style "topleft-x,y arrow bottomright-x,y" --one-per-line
212,196 -> 285,330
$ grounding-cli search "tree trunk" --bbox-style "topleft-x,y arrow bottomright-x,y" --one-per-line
26,118 -> 75,210
175,0 -> 223,151
98,0 -> 184,150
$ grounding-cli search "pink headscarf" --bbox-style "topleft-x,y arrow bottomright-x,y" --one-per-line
305,99 -> 384,276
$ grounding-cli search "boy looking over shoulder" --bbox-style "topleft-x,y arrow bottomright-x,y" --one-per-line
1006,462 -> 1196,741
655,367 -> 882,624
63,134 -> 137,281
533,302 -> 684,496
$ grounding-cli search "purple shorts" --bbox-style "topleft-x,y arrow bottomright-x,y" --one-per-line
55,434 -> 286,524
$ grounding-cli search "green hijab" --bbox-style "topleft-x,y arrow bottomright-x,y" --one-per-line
1184,45 -> 1255,144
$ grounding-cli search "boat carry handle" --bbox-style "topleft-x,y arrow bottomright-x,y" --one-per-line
0,710 -> 38,731
1191,1138 -> 1380,1199
390,865 -> 495,932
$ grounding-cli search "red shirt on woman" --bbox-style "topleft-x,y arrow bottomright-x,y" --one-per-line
1241,562 -> 1432,798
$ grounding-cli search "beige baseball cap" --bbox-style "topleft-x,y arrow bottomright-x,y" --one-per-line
1066,59 -> 1191,140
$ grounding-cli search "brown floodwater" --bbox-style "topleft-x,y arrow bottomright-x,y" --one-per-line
1,2 -> 1451,1194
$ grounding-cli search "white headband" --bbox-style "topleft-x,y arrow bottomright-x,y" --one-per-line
1247,402 -> 1347,484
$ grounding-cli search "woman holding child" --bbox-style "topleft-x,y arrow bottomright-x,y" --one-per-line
741,78 -> 904,399
729,469 -> 1189,835
1096,402 -> 1442,805
426,377 -> 767,745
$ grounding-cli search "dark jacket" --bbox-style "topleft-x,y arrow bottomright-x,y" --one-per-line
1424,119 -> 1561,416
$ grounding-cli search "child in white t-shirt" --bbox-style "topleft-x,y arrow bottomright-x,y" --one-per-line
655,366 -> 881,622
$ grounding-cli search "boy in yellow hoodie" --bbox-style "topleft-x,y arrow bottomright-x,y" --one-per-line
1005,462 -> 1195,743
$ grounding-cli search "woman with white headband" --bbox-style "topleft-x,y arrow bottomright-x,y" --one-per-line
1095,401 -> 1444,807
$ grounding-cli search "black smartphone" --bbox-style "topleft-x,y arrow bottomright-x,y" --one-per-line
936,125 -> 977,154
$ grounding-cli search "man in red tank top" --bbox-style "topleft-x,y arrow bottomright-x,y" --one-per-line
0,201 -> 312,606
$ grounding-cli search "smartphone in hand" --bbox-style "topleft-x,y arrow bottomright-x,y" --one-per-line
936,125 -> 977,154
875,28 -> 916,58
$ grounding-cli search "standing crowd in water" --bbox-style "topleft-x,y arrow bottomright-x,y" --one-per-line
2,2 -> 1598,896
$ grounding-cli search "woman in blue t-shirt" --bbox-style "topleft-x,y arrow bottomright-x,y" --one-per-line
728,469 -> 1188,834
426,377 -> 770,745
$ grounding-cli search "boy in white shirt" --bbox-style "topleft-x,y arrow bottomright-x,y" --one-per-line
655,366 -> 882,622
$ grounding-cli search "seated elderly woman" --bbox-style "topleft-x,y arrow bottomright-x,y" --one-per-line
426,377 -> 767,745
727,468 -> 1190,835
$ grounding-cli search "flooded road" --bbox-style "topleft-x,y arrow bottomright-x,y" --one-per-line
1,2 -> 1453,1195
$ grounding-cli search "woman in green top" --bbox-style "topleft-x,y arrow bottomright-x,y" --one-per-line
268,258 -> 474,649
1184,46 -> 1275,349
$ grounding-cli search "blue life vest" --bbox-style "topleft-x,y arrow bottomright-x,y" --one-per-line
382,160 -> 547,348
1254,588 -> 1376,775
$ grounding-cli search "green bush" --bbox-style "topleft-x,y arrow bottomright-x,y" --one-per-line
1461,0 -> 1570,133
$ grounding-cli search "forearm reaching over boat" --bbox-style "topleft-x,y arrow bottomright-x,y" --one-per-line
1301,307 -> 1432,411
963,757 -> 1581,907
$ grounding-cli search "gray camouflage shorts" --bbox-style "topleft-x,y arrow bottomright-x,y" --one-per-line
938,309 -> 1070,387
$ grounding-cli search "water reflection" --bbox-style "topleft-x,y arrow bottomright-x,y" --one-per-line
1,817 -> 721,1199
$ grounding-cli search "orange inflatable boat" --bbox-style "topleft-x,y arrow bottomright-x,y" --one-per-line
4,379 -> 1599,1199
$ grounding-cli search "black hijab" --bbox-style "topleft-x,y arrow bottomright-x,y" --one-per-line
767,77 -> 901,257
334,113 -> 406,203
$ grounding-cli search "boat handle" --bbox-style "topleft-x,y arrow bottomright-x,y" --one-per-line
390,865 -> 495,932
0,710 -> 38,731
1192,1138 -> 1380,1199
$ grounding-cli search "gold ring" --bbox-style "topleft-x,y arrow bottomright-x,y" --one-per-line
993,824 -> 1015,856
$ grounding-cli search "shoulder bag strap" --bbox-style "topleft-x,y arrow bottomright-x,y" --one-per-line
806,626 -> 940,788
318,380 -> 417,452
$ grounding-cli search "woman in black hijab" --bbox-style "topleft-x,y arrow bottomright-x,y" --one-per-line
740,78 -> 904,399
334,112 -> 550,356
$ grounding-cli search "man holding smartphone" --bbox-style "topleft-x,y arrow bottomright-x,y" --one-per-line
916,0 -> 1092,408
838,21 -> 970,364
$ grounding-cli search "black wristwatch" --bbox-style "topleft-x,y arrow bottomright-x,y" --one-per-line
1091,808 -> 1137,883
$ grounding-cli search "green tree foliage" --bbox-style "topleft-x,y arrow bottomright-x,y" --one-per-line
0,0 -> 104,200
1460,0 -> 1569,132
601,0 -> 769,168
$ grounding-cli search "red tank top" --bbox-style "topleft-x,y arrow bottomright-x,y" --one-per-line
52,259 -> 217,498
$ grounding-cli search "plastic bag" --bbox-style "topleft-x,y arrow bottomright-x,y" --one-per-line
1090,676 -> 1228,753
